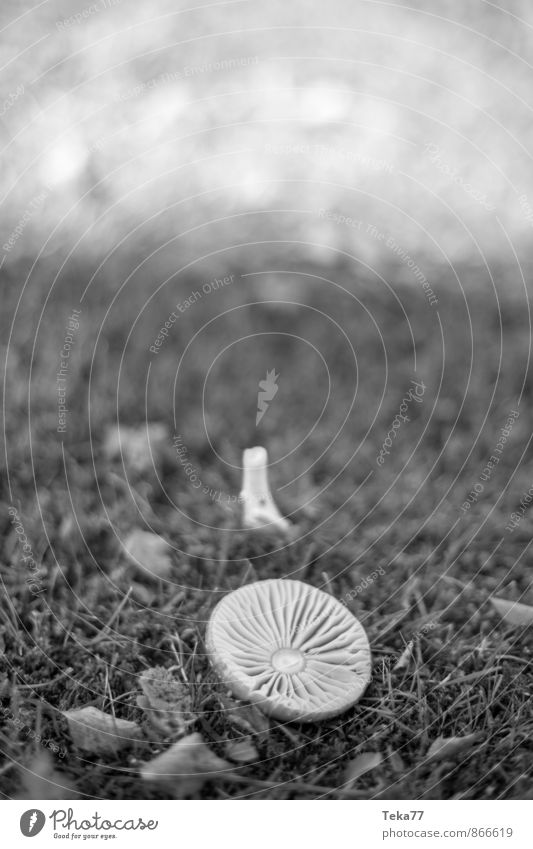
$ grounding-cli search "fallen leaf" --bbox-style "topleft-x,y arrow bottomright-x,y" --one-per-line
344,752 -> 382,786
217,696 -> 270,737
138,667 -> 195,738
225,737 -> 259,764
129,582 -> 156,606
63,707 -> 141,754
109,567 -> 157,605
388,748 -> 406,774
21,752 -> 76,800
104,422 -> 168,473
122,529 -> 173,581
393,640 -> 414,671
140,732 -> 232,798
426,732 -> 483,763
490,597 -> 533,627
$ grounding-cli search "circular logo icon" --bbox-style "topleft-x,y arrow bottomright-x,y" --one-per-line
20,810 -> 46,837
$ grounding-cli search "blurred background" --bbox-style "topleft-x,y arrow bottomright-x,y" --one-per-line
2,0 -> 533,533
1,0 -> 533,283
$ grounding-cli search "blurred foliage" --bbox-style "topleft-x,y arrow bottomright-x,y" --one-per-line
1,0 -> 533,283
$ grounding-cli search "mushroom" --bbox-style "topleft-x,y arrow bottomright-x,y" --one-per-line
240,446 -> 291,533
206,579 -> 371,722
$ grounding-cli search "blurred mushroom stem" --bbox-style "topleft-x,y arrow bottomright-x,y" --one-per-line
240,446 -> 291,533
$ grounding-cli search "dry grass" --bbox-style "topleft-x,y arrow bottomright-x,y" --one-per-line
1,264 -> 532,799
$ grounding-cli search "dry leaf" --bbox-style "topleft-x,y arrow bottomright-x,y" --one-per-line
344,752 -> 382,786
388,748 -> 406,774
122,529 -> 173,581
63,706 -> 141,754
129,582 -> 156,606
490,597 -> 533,627
225,737 -> 259,764
217,695 -> 270,737
140,732 -> 232,798
104,422 -> 168,473
393,640 -> 414,671
21,752 -> 76,800
138,667 -> 195,739
426,732 -> 483,763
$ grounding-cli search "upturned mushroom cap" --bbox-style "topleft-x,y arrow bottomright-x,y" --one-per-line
206,579 -> 371,722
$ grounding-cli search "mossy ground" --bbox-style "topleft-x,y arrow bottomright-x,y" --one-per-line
1,263 -> 532,799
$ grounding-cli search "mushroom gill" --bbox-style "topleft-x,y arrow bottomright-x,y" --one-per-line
206,579 -> 371,722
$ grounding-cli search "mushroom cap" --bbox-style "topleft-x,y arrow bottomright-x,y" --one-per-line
206,579 -> 371,722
